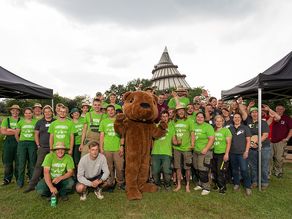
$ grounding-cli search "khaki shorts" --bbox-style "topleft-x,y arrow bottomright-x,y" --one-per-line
193,150 -> 213,171
173,149 -> 192,170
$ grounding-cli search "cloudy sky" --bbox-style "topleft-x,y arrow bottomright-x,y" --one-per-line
1,0 -> 292,99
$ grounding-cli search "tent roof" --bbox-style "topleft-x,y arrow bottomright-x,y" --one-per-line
221,51 -> 292,100
0,66 -> 53,99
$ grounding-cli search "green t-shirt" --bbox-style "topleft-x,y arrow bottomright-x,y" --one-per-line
187,112 -> 197,123
48,119 -> 74,149
1,117 -> 20,130
168,97 -> 190,109
42,153 -> 74,179
213,128 -> 232,154
194,122 -> 215,152
84,111 -> 104,127
173,118 -> 195,152
152,122 -> 175,156
73,119 -> 84,145
99,117 -> 120,152
16,119 -> 37,141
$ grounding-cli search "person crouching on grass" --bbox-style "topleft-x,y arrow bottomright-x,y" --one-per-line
35,142 -> 75,201
76,141 -> 110,201
151,110 -> 175,190
172,105 -> 195,192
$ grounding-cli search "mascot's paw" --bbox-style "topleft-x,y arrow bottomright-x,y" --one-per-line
116,113 -> 126,122
127,188 -> 143,200
140,183 -> 158,193
159,121 -> 168,130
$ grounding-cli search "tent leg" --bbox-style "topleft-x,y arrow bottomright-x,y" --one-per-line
51,98 -> 54,112
258,88 -> 262,191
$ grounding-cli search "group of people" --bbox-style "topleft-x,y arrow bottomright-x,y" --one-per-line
1,87 -> 291,202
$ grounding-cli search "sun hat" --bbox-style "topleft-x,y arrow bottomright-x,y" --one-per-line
33,103 -> 42,109
9,104 -> 21,110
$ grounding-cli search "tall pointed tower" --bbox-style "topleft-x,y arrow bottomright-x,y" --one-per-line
151,47 -> 191,91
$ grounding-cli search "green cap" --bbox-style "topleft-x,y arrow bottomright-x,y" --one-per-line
249,107 -> 258,113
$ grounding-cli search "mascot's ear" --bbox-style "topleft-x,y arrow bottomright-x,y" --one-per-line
122,91 -> 132,101
152,94 -> 158,103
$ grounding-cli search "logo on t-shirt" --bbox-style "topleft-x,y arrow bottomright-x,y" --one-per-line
236,130 -> 244,135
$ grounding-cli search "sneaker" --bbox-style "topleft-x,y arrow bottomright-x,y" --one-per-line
233,185 -> 240,191
201,189 -> 210,196
261,185 -> 269,190
80,191 -> 88,201
194,185 -> 203,191
23,187 -> 35,193
1,179 -> 10,186
246,188 -> 252,196
118,184 -> 126,190
219,189 -> 226,194
94,188 -> 104,200
213,185 -> 219,191
276,173 -> 283,178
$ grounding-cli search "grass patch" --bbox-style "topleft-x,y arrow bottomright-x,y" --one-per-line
0,137 -> 292,218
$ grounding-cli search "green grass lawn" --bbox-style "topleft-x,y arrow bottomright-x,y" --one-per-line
0,135 -> 292,218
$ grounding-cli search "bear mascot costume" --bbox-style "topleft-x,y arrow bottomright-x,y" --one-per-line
114,91 -> 167,200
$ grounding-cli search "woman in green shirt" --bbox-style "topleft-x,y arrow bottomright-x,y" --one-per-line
193,112 -> 215,195
15,107 -> 37,188
211,115 -> 232,194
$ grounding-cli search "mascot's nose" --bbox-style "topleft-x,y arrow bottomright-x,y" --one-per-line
140,102 -> 150,109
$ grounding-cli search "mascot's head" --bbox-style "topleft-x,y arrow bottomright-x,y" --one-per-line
122,91 -> 158,122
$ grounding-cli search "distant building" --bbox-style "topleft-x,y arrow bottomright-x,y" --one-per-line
151,47 -> 191,91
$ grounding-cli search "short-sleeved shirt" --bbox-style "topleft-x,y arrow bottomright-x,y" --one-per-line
194,122 -> 215,153
229,124 -> 251,154
72,119 -> 84,145
99,117 -> 120,152
168,97 -> 190,109
35,117 -> 56,148
173,118 -> 195,152
48,119 -> 74,149
1,117 -> 21,130
84,111 -> 104,127
42,153 -> 74,179
152,121 -> 175,156
244,117 -> 270,148
16,119 -> 38,141
213,127 -> 232,154
271,115 -> 292,143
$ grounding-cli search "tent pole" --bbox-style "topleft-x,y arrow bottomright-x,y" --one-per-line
258,88 -> 262,191
51,98 -> 54,111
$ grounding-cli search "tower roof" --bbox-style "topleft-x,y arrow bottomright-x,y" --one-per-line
151,47 -> 191,91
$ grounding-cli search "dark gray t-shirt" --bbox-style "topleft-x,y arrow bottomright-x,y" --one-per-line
35,117 -> 55,148
229,124 -> 251,154
244,116 -> 270,148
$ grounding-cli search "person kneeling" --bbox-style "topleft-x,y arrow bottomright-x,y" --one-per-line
35,142 -> 75,201
76,140 -> 110,201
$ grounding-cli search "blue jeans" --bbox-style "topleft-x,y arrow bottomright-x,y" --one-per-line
151,155 -> 172,187
230,153 -> 251,188
249,147 -> 271,186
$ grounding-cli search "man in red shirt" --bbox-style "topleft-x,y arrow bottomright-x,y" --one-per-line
271,104 -> 292,178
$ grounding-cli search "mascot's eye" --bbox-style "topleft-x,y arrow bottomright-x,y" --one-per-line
153,101 -> 156,105
129,98 -> 134,103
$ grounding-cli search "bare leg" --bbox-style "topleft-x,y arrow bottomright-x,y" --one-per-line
173,169 -> 181,192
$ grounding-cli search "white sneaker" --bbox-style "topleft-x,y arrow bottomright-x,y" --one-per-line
94,188 -> 104,200
194,185 -> 203,191
80,191 -> 88,201
201,189 -> 210,196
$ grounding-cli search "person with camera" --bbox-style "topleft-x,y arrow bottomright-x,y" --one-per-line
80,98 -> 105,155
242,107 -> 270,189
76,140 -> 110,201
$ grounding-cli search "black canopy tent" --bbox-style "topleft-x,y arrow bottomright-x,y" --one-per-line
221,51 -> 292,101
0,66 -> 53,99
221,51 -> 292,191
